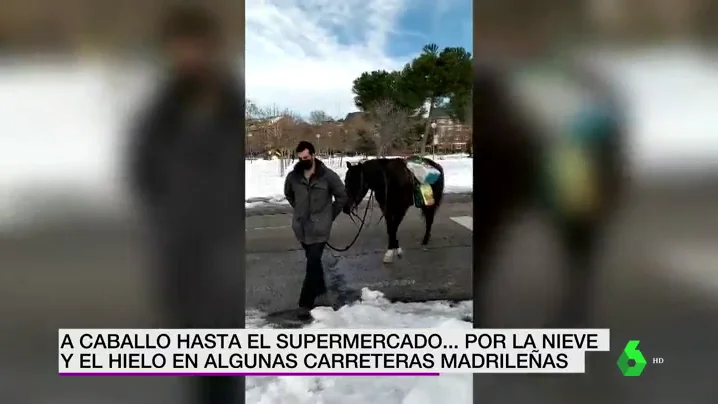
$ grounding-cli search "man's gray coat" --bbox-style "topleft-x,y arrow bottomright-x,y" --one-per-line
284,159 -> 347,244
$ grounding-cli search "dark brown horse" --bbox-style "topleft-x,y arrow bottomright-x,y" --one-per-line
473,60 -> 625,327
342,157 -> 445,263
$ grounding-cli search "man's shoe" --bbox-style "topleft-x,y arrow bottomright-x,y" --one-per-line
296,307 -> 312,321
314,291 -> 338,310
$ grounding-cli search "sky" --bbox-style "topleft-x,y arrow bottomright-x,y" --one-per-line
245,0 -> 472,119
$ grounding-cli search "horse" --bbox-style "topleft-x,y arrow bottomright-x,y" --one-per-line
342,157 -> 445,263
473,60 -> 626,328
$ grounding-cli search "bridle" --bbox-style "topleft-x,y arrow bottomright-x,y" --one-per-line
326,159 -> 409,252
326,166 -> 379,252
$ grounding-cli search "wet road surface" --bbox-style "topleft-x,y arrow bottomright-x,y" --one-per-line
246,195 -> 474,317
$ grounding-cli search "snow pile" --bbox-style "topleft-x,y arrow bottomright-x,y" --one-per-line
246,155 -> 473,207
245,288 -> 472,404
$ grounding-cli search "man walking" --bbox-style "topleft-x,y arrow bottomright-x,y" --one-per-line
129,5 -> 243,403
284,141 -> 347,319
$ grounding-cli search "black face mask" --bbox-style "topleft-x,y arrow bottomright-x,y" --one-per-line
297,159 -> 313,170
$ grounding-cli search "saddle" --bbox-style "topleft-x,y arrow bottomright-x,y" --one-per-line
405,156 -> 441,208
543,106 -> 614,218
510,63 -> 618,219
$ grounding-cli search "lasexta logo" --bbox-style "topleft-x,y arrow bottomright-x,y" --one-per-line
617,340 -> 647,376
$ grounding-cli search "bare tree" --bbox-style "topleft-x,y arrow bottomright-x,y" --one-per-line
245,99 -> 262,119
275,109 -> 304,175
367,99 -> 409,157
261,104 -> 284,153
309,110 -> 331,126
342,113 -> 372,155
314,121 -> 346,166
321,122 -> 344,152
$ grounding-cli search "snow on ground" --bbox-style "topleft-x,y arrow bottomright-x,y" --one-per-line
245,154 -> 473,207
245,288 -> 472,404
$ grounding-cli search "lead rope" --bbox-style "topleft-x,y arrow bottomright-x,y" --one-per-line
326,190 -> 374,252
326,161 -> 396,252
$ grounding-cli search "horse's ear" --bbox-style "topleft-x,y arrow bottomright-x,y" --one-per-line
346,162 -> 352,168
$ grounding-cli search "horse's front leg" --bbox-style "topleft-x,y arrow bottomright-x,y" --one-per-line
383,214 -> 397,263
383,206 -> 408,263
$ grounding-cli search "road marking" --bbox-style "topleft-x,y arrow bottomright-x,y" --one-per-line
450,216 -> 473,231
248,225 -> 291,231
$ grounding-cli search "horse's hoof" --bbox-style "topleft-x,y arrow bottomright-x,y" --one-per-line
383,250 -> 395,263
396,248 -> 404,258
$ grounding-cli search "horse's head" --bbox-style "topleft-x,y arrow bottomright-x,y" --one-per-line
343,161 -> 370,215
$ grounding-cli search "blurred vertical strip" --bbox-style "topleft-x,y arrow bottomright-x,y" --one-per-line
472,0 -> 718,403
0,0 -> 246,402
239,1 -> 247,403
132,2 -> 247,403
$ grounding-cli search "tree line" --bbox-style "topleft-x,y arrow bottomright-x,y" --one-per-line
351,43 -> 472,155
245,100 -> 352,159
246,43 -> 473,158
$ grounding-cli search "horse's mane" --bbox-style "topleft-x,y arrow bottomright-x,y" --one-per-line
358,158 -> 389,178
358,158 -> 410,189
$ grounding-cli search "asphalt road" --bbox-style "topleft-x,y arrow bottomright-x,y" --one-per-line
0,181 -> 717,403
246,193 -> 474,317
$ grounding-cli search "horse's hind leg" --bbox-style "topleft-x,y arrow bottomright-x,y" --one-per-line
383,207 -> 408,263
420,205 -> 437,246
553,219 -> 600,327
472,207 -> 506,329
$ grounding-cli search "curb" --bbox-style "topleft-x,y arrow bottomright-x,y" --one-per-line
245,192 -> 473,217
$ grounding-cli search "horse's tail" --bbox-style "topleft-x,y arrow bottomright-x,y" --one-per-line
432,163 -> 445,207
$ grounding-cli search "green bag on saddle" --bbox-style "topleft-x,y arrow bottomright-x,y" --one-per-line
412,183 -> 435,208
546,141 -> 598,216
543,107 -> 612,218
405,156 -> 439,208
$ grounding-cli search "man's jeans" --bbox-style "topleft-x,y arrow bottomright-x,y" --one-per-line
193,376 -> 240,404
299,242 -> 328,308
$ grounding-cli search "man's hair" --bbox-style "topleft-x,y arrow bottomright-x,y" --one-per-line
159,4 -> 221,44
295,141 -> 316,155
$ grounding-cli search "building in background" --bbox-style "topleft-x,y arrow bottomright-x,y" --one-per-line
429,108 -> 471,152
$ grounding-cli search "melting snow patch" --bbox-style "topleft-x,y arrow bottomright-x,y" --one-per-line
246,288 -> 472,404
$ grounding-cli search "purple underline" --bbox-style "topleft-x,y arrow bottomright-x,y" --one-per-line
59,372 -> 440,377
